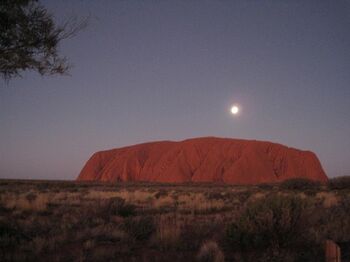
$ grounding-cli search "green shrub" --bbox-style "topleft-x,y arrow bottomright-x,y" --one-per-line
123,216 -> 155,241
329,176 -> 350,190
280,178 -> 321,191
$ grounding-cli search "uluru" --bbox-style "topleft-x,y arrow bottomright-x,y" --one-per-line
77,137 -> 328,184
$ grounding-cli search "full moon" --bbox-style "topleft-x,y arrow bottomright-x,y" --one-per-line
230,105 -> 239,115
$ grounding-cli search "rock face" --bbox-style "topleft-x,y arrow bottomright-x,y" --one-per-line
77,137 -> 328,184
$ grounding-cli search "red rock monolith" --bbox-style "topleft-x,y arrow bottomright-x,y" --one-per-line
77,137 -> 328,184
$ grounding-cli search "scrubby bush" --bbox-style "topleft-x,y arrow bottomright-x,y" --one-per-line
206,191 -> 224,200
111,198 -> 137,217
155,190 -> 168,199
256,183 -> 275,190
226,195 -> 306,249
280,178 -> 321,191
123,216 -> 155,241
225,195 -> 322,261
25,193 -> 37,202
98,197 -> 136,219
236,190 -> 252,203
321,197 -> 350,242
179,223 -> 221,252
329,176 -> 350,190
0,219 -> 34,261
197,241 -> 224,262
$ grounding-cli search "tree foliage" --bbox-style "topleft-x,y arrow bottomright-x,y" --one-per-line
0,0 -> 86,80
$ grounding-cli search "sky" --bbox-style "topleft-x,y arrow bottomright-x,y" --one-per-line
1,0 -> 349,180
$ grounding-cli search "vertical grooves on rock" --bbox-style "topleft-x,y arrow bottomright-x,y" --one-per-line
77,137 -> 328,184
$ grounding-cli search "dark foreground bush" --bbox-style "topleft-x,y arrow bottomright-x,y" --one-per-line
321,197 -> 350,242
226,195 -> 307,250
179,222 -> 221,251
109,197 -> 137,217
197,241 -> 224,262
280,178 -> 321,191
0,220 -> 27,249
225,195 -> 322,261
98,197 -> 136,219
329,176 -> 350,190
123,216 -> 155,241
256,183 -> 274,190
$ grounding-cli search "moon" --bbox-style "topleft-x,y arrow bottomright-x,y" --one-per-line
230,105 -> 239,115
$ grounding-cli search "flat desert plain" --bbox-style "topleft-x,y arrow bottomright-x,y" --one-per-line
0,178 -> 349,262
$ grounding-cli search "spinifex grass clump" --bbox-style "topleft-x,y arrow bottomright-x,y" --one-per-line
226,195 -> 322,261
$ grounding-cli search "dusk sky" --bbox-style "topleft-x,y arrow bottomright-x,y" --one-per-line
1,0 -> 349,180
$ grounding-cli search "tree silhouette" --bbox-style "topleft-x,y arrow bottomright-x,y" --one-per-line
0,0 -> 87,81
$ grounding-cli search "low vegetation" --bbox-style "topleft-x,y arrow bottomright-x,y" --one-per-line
328,176 -> 350,190
0,178 -> 349,261
280,178 -> 322,191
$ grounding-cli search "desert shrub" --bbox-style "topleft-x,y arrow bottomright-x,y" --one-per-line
236,190 -> 252,203
206,191 -> 224,200
123,216 -> 155,241
0,204 -> 12,215
225,195 -> 321,261
0,220 -> 29,252
197,241 -> 224,262
329,176 -> 350,190
280,178 -> 321,191
179,223 -> 221,252
88,246 -> 117,262
88,223 -> 127,243
321,197 -> 350,242
36,182 -> 51,191
155,190 -> 168,199
106,197 -> 137,217
155,216 -> 181,250
97,197 -> 136,219
31,236 -> 48,254
256,183 -> 274,190
25,193 -> 37,202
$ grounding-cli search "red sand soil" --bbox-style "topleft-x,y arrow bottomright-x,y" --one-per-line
77,137 -> 328,184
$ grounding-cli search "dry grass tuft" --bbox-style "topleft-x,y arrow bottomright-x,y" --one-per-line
156,214 -> 182,248
2,193 -> 49,211
197,241 -> 225,262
